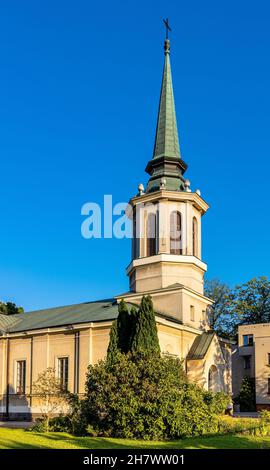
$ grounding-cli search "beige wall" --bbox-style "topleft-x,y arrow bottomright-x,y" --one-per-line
119,285 -> 211,331
0,315 -> 232,419
157,322 -> 197,361
187,336 -> 232,395
129,257 -> 206,294
232,323 -> 270,408
0,325 -> 104,417
91,326 -> 110,365
255,336 -> 270,405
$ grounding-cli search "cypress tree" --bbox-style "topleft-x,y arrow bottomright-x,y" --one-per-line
128,306 -> 138,350
117,299 -> 131,353
107,300 -> 132,364
130,295 -> 160,355
106,319 -> 119,366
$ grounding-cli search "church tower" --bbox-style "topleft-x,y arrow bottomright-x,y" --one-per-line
123,35 -> 211,331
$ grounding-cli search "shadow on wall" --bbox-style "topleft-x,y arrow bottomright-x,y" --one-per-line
254,374 -> 270,411
0,385 -> 32,422
198,347 -> 229,393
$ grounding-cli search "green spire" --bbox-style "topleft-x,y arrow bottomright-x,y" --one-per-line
145,38 -> 187,193
153,39 -> 181,160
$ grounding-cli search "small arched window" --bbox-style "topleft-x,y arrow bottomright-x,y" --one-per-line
146,213 -> 156,257
170,211 -> 182,255
192,217 -> 198,257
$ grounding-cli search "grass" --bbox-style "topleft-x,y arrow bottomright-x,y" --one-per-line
0,427 -> 270,449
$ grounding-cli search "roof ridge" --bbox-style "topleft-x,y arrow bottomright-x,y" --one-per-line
24,298 -> 115,315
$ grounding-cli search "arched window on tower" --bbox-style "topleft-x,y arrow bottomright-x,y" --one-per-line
170,211 -> 182,255
192,217 -> 198,257
146,213 -> 157,257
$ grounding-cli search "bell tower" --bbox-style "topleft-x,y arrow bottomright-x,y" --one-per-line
127,36 -> 209,297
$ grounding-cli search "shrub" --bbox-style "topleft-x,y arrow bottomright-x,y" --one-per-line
259,409 -> 270,424
28,393 -> 87,435
27,418 -> 47,433
217,414 -> 270,437
259,410 -> 270,435
86,424 -> 98,437
32,367 -> 68,432
46,415 -> 71,432
83,351 -> 227,440
217,416 -> 260,435
204,391 -> 230,414
27,415 -> 70,433
234,377 -> 256,412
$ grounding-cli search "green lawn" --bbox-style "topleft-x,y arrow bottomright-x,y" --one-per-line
0,428 -> 270,449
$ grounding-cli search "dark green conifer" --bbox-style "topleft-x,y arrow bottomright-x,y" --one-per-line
130,295 -> 160,355
117,299 -> 131,353
106,319 -> 119,366
128,306 -> 138,350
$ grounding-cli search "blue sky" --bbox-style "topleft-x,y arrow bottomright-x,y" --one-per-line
0,0 -> 269,311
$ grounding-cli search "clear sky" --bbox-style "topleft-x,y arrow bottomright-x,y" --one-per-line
0,0 -> 269,311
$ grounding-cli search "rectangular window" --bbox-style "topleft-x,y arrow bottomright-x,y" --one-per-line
243,356 -> 251,370
190,305 -> 195,322
268,353 -> 270,365
58,357 -> 69,391
243,334 -> 253,346
16,360 -> 26,394
268,378 -> 270,395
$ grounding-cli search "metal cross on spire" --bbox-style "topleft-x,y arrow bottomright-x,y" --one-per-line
163,18 -> 172,39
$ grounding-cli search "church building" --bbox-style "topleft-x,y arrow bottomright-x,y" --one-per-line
0,35 -> 232,420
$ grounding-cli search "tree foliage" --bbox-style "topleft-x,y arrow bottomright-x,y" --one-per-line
131,295 -> 160,355
33,368 -> 67,432
107,296 -> 160,362
106,320 -> 119,366
83,352 -> 228,439
80,294 -> 229,439
0,301 -> 24,315
205,276 -> 270,339
234,377 -> 256,412
233,277 -> 270,325
117,299 -> 133,353
205,279 -> 237,338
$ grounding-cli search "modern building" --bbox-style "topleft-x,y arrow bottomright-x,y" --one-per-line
232,323 -> 270,410
0,35 -> 232,420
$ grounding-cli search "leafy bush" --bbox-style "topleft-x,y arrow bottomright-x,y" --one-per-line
27,418 -> 47,433
234,377 -> 256,412
28,393 -> 88,435
259,410 -> 270,434
217,414 -> 270,437
86,424 -> 98,437
82,351 -> 228,440
203,391 -> 230,414
28,415 -> 71,433
32,367 -> 68,432
46,415 -> 71,432
217,416 -> 260,435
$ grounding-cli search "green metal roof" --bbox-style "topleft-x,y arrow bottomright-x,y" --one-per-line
187,332 -> 215,360
145,39 -> 187,193
0,299 -> 120,334
0,313 -> 22,332
153,39 -> 181,160
0,297 -> 185,335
